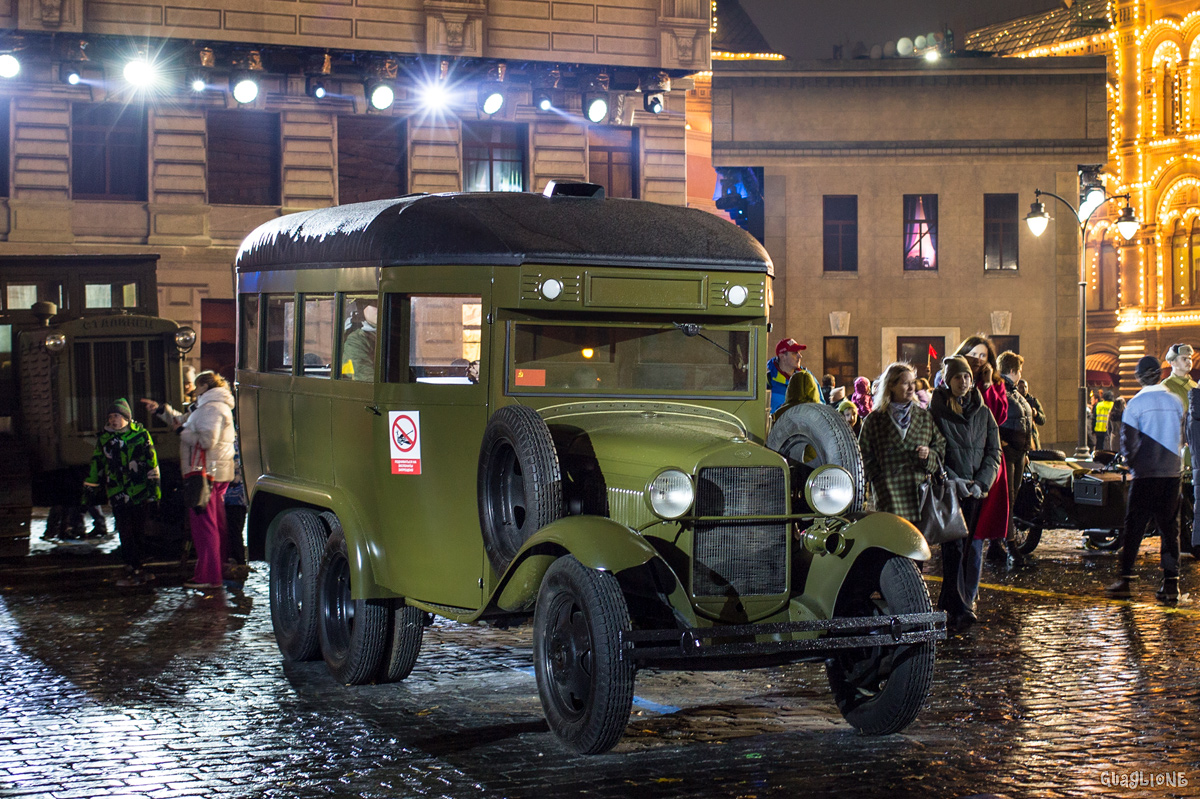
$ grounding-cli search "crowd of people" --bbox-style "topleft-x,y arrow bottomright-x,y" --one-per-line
766,335 -> 1200,635
84,366 -> 247,592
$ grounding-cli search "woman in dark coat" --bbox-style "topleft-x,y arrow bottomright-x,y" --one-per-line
953,335 -> 1011,554
859,362 -> 945,522
930,356 -> 1002,633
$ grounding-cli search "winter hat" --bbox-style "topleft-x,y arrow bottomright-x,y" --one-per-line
836,399 -> 859,423
107,398 -> 132,422
942,355 -> 972,381
1135,355 -> 1164,385
829,385 -> 846,403
1165,343 -> 1194,362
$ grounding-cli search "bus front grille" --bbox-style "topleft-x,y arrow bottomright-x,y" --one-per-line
692,466 -> 788,598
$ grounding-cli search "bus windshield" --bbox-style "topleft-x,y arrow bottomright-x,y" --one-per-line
508,322 -> 752,396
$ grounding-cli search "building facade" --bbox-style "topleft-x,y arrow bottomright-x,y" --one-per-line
969,0 -> 1200,392
712,56 -> 1107,446
0,0 -> 711,375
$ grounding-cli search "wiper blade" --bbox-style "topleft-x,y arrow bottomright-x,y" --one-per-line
673,321 -> 732,357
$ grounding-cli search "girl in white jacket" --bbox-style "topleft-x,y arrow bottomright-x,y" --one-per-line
177,371 -> 236,589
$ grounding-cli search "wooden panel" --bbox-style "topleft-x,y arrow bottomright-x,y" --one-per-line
487,28 -> 551,50
552,32 -> 594,52
207,110 -> 280,206
12,97 -> 69,201
164,6 -> 221,28
552,1 -> 592,20
300,15 -> 351,36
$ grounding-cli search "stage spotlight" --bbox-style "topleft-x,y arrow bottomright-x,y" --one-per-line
124,57 -> 156,88
478,82 -> 504,115
365,79 -> 393,110
640,71 -> 669,115
419,80 -> 448,112
306,77 -> 328,99
643,92 -> 663,114
585,95 -> 609,123
582,73 -> 610,123
232,76 -> 259,104
60,65 -> 82,85
534,89 -> 553,112
188,71 -> 207,92
0,54 -> 20,79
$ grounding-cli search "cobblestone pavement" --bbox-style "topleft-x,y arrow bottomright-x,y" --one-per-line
3,523 -> 1200,799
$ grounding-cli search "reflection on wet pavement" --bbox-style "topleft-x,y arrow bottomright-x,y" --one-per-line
2,527 -> 1199,798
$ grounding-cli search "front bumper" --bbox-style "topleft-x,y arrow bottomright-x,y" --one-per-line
621,612 -> 947,662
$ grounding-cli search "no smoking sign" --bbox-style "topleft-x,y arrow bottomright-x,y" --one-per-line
388,411 -> 422,474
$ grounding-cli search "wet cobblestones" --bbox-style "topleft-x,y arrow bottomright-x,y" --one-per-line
3,527 -> 1200,798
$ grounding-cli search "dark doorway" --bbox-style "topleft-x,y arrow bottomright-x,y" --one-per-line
897,336 -> 943,382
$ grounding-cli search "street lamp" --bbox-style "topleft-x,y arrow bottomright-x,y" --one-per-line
1025,185 -> 1140,459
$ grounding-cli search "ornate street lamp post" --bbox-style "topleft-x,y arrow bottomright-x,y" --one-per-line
1025,187 -> 1140,459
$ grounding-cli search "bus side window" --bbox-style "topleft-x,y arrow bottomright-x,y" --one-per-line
265,294 -> 295,374
339,294 -> 378,382
408,295 -> 482,384
239,294 -> 260,372
301,294 -> 334,378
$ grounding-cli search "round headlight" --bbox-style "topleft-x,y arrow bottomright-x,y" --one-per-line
540,278 -> 563,300
647,469 -> 695,520
805,465 -> 855,516
43,331 -> 66,353
726,284 -> 748,306
175,326 -> 196,353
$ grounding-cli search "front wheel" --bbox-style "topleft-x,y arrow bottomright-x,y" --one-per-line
826,556 -> 936,735
1011,520 -> 1042,554
533,556 -> 634,754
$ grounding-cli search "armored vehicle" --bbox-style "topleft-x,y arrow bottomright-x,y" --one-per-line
236,184 -> 946,754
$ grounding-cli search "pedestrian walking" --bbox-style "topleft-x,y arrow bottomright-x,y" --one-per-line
1108,396 -> 1125,455
1093,390 -> 1114,452
953,336 -> 1013,563
1106,356 -> 1185,603
772,368 -> 821,423
766,338 -> 809,414
1017,379 -> 1048,451
930,356 -> 1002,634
850,375 -> 873,420
858,362 -> 945,523
176,371 -> 237,591
1162,343 -> 1196,409
836,399 -> 860,436
998,351 -> 1036,568
82,398 -> 161,587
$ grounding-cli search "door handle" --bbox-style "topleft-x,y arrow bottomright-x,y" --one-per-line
365,404 -> 381,416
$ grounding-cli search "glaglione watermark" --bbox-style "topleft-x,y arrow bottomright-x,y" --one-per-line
1101,770 -> 1188,789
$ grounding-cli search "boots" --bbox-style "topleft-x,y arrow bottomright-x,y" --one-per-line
1105,576 -> 1135,598
985,541 -> 1007,562
1156,577 -> 1180,603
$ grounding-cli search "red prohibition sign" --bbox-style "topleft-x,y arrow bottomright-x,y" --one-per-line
392,414 -> 418,453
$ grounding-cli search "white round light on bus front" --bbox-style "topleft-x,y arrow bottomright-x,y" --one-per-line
43,331 -> 66,353
726,285 -> 748,306
540,278 -> 563,300
805,465 -> 855,516
647,469 -> 694,520
175,327 -> 197,353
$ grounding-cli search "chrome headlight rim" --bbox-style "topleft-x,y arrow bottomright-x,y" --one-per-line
174,326 -> 197,353
644,467 -> 695,520
43,331 -> 67,353
804,464 -> 855,517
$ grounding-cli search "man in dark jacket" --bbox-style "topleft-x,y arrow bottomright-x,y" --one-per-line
1107,356 -> 1185,602
997,351 -> 1035,569
1017,379 -> 1047,450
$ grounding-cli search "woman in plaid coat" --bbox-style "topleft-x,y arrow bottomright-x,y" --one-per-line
859,362 -> 946,522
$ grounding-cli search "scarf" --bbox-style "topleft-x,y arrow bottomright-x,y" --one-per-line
888,400 -> 914,435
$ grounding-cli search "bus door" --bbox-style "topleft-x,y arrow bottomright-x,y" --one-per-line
372,267 -> 491,609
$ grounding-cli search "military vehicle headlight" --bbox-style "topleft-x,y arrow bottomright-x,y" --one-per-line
805,465 -> 854,516
726,284 -> 748,306
175,326 -> 197,353
43,331 -> 66,353
647,469 -> 694,519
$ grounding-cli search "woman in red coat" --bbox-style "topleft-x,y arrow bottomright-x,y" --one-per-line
953,336 -> 1012,558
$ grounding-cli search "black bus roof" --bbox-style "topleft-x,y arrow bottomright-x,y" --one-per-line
234,192 -> 773,275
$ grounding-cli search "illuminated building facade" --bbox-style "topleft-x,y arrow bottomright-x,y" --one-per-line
0,0 -> 710,370
970,0 -> 1200,390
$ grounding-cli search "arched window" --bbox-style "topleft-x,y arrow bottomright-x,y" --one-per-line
1165,62 -> 1180,134
1172,218 -> 1189,306
1191,217 -> 1200,304
1098,238 -> 1118,311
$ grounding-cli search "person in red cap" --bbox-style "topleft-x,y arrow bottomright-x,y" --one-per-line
767,338 -> 809,414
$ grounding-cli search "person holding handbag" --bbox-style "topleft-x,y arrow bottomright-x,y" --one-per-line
174,371 -> 236,590
859,362 -> 945,523
930,356 -> 1002,634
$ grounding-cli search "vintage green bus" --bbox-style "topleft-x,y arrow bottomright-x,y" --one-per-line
0,255 -> 193,553
236,184 -> 945,754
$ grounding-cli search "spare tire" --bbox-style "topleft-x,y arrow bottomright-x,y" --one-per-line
478,404 -> 563,574
767,402 -> 866,513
